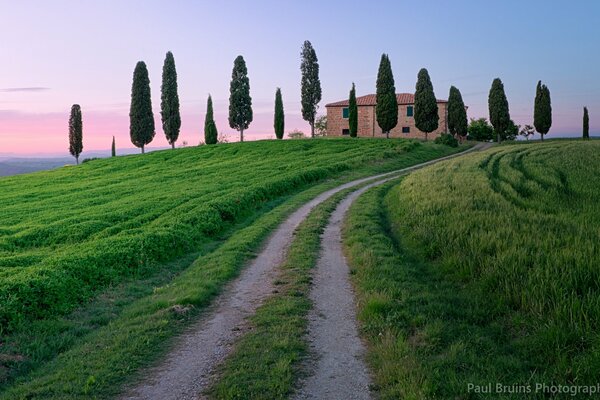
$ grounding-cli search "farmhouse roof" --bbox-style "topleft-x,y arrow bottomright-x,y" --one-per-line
325,93 -> 447,107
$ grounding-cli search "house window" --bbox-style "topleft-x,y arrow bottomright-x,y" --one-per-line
402,127 -> 410,134
342,129 -> 350,135
342,107 -> 349,119
407,106 -> 413,117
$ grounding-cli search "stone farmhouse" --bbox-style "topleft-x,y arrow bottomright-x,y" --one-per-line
325,93 -> 450,139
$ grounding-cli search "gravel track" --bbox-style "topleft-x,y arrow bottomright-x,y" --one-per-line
120,144 -> 487,400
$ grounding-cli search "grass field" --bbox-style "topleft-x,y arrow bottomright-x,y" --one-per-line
344,140 -> 600,399
0,138 -> 465,398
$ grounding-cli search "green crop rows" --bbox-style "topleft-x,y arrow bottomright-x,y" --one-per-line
345,140 -> 600,398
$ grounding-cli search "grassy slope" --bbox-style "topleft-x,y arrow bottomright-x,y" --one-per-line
344,140 -> 600,399
0,139 -> 465,399
0,138 -> 426,333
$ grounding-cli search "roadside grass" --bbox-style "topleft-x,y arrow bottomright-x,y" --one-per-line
207,186 -> 353,400
344,140 -> 600,399
0,140 -> 467,399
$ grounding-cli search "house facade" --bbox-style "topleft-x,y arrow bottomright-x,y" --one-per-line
325,93 -> 449,139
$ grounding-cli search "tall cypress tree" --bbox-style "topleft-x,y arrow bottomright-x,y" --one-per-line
375,54 -> 397,139
129,61 -> 155,153
583,107 -> 590,140
488,78 -> 510,143
228,55 -> 253,142
111,136 -> 116,157
68,104 -> 83,164
274,88 -> 284,139
534,81 -> 552,141
204,95 -> 218,145
161,51 -> 181,149
300,40 -> 322,138
414,68 -> 439,141
447,86 -> 468,138
348,83 -> 358,138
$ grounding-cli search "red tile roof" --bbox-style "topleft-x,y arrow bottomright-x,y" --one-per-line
325,93 -> 447,107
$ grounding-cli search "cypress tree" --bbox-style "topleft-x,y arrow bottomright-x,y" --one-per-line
534,80 -> 552,141
583,107 -> 590,139
414,68 -> 439,141
204,95 -> 218,145
111,136 -> 116,157
68,104 -> 83,164
274,88 -> 284,139
300,40 -> 322,138
228,55 -> 253,142
160,51 -> 181,149
348,83 -> 358,138
129,61 -> 155,153
488,78 -> 511,143
375,54 -> 398,139
447,86 -> 467,138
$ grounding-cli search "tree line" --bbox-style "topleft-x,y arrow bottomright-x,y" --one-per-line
67,44 -> 592,163
67,41 -> 322,163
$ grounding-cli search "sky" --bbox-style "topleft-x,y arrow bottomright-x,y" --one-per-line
1,0 -> 599,156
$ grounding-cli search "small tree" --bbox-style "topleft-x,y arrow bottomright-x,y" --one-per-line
288,129 -> 305,139
129,61 -> 155,153
447,86 -> 467,139
375,54 -> 397,138
583,107 -> 590,139
467,118 -> 494,141
68,104 -> 83,164
205,95 -> 218,145
488,78 -> 511,143
315,115 -> 327,137
414,68 -> 439,141
348,83 -> 358,138
300,40 -> 322,138
534,81 -> 552,141
274,88 -> 284,139
228,55 -> 253,142
111,136 -> 116,156
160,51 -> 181,149
519,124 -> 535,141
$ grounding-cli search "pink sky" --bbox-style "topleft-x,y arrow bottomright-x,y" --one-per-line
1,1 -> 598,156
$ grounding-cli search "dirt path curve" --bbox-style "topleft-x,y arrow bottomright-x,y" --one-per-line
121,144 -> 488,400
294,142 -> 491,400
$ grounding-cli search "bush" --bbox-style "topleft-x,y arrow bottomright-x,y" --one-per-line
434,133 -> 458,147
467,118 -> 494,141
81,157 -> 101,164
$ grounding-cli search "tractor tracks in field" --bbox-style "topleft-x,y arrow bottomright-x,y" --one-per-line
120,143 -> 490,400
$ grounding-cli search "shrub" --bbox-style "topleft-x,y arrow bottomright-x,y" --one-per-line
434,133 -> 458,147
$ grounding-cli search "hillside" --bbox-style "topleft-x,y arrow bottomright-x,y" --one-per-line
344,140 -> 600,398
0,138 -> 466,396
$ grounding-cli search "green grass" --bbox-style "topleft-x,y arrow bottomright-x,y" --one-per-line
0,138 -> 465,398
0,138 -> 439,334
207,185 -> 353,400
344,140 -> 600,399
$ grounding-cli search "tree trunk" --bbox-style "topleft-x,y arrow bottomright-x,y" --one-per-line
541,134 -> 544,141
171,142 -> 175,149
142,145 -> 145,154
240,129 -> 244,142
311,122 -> 315,138
76,156 -> 79,165
497,132 -> 501,144
386,131 -> 389,139
425,132 -> 428,142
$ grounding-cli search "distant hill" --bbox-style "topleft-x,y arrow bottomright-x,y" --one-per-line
0,157 -> 73,177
